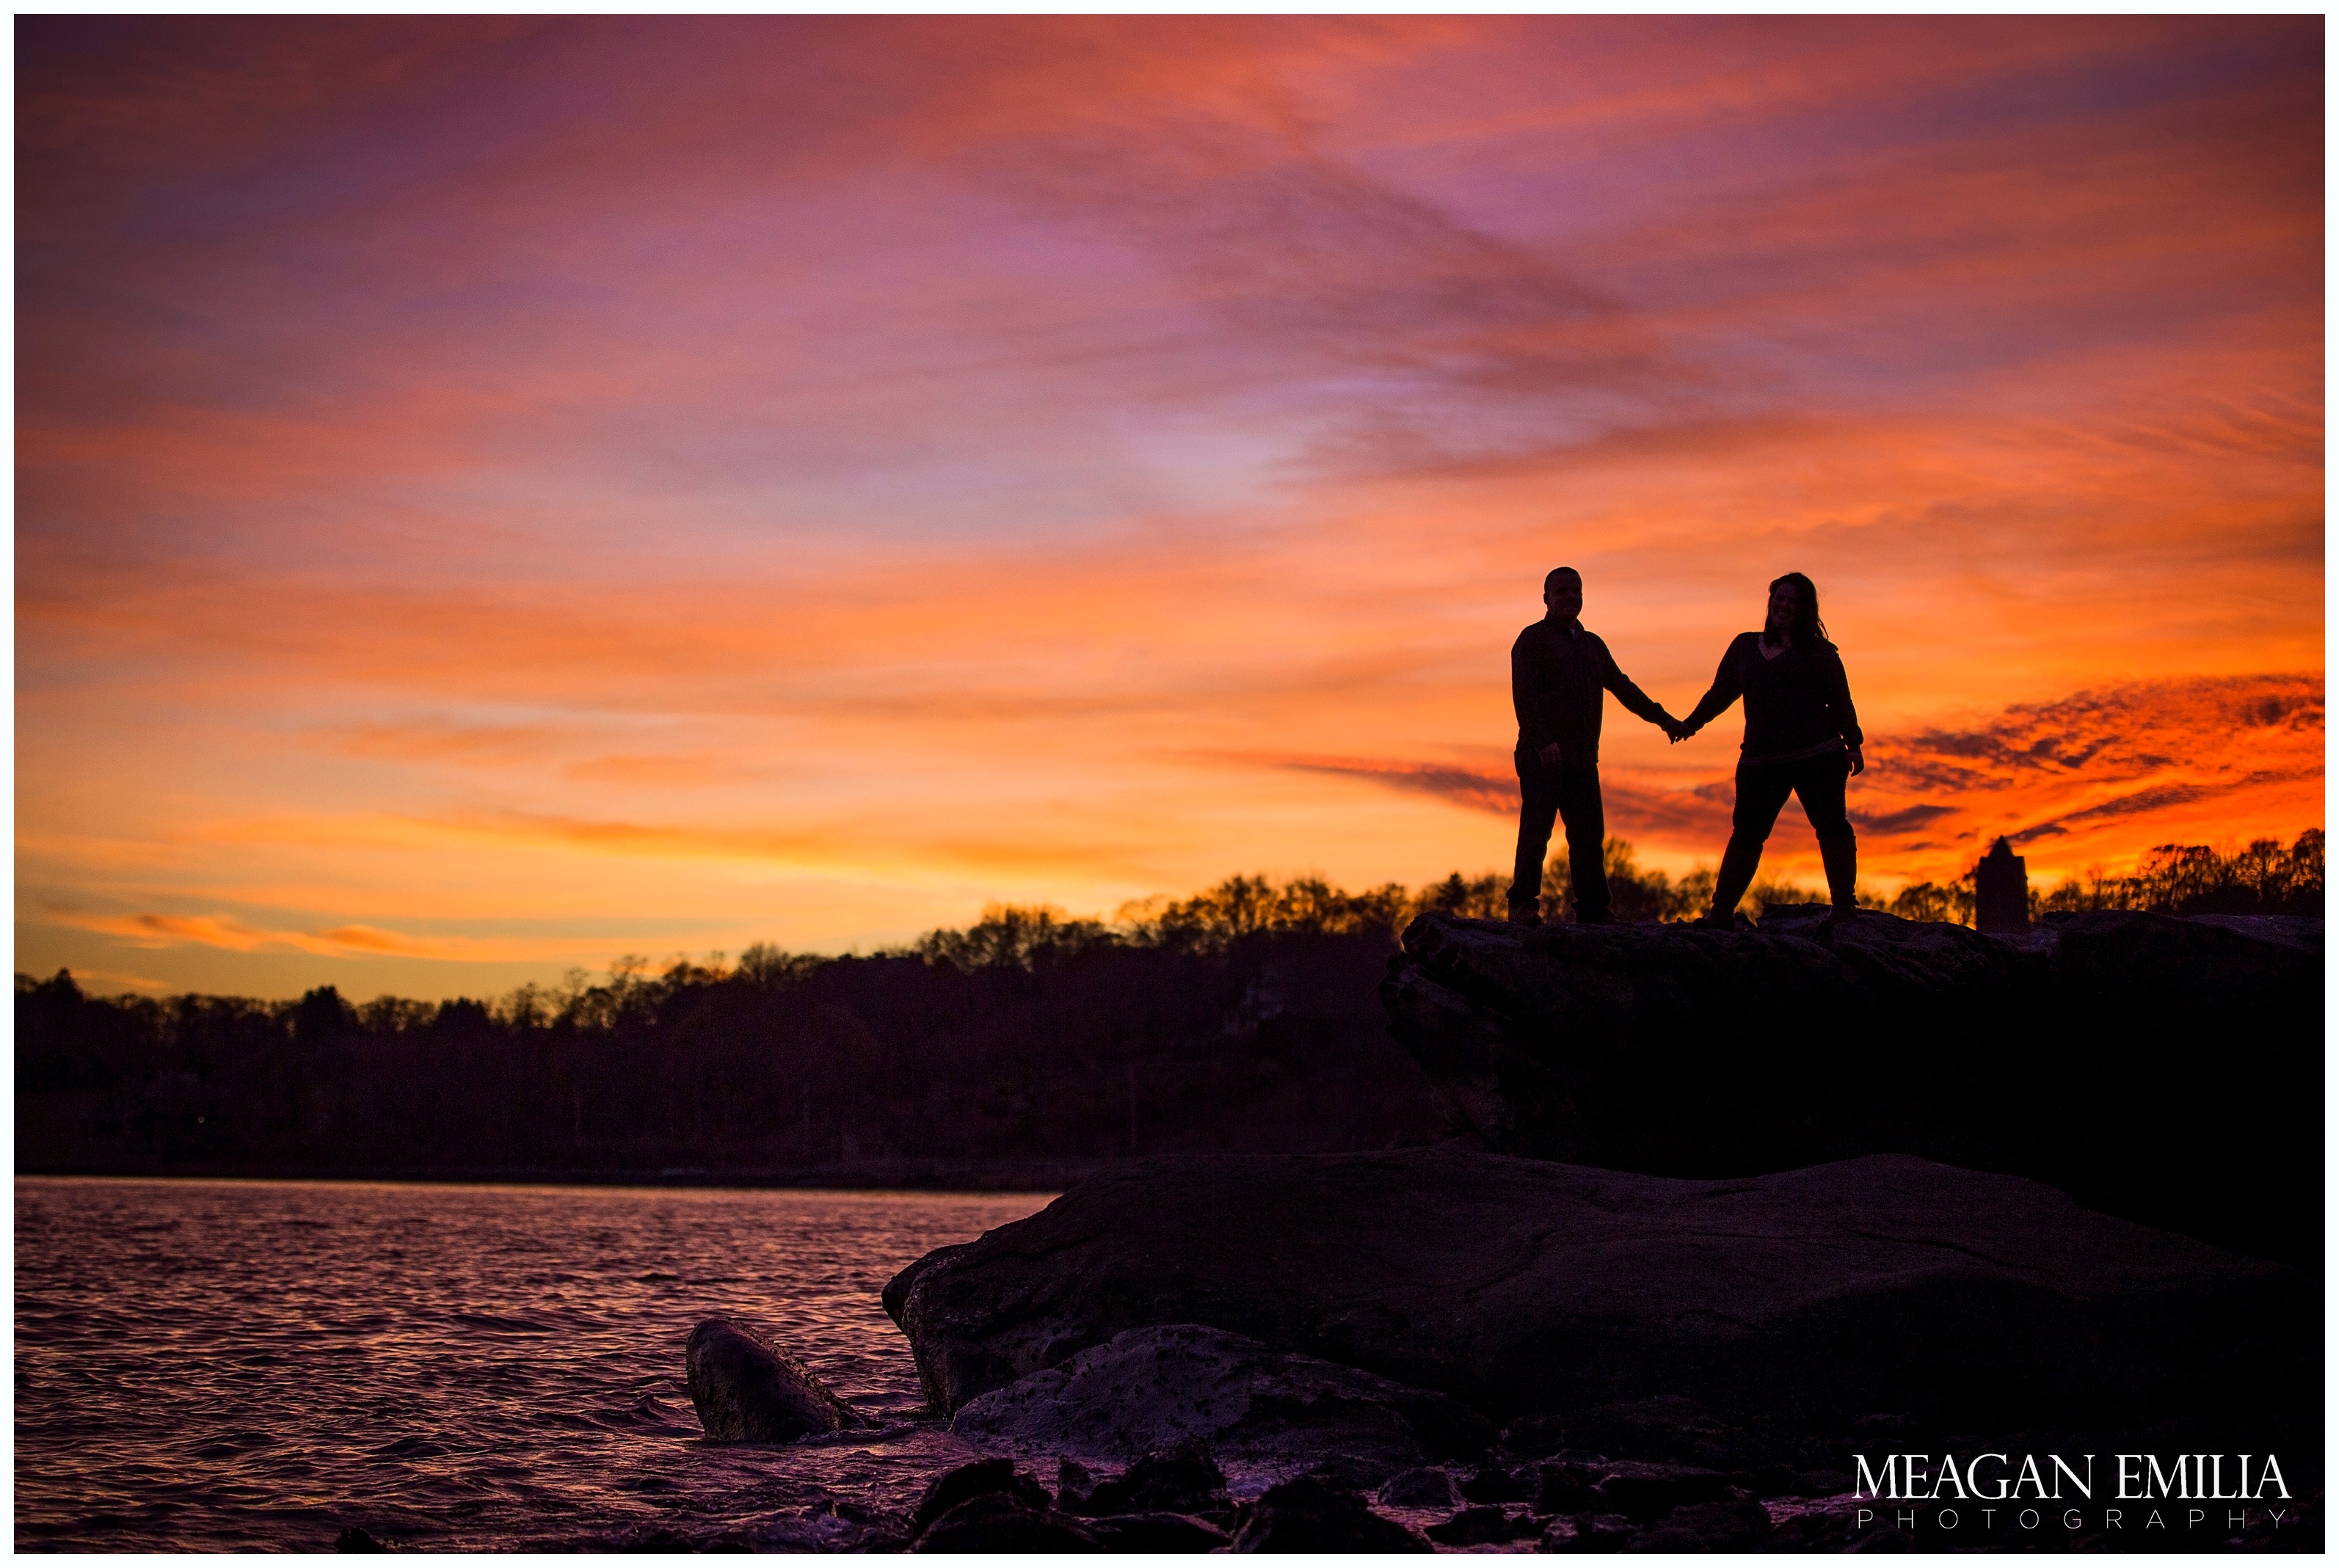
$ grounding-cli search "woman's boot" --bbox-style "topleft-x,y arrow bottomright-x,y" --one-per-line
1700,837 -> 1764,927
1819,831 -> 1859,913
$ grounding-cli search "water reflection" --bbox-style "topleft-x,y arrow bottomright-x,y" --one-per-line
16,1177 -> 1047,1550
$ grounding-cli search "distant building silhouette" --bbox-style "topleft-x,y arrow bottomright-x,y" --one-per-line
1974,837 -> 2029,933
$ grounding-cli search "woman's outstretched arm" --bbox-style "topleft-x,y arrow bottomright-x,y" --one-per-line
1678,635 -> 1747,737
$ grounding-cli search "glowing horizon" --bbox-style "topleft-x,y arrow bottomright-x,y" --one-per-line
17,16 -> 2323,999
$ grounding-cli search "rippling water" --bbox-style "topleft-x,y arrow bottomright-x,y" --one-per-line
15,1177 -> 1050,1552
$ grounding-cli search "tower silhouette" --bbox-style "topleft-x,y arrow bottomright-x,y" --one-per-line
1974,837 -> 2029,933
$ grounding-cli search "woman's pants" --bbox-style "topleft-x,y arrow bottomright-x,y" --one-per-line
1711,751 -> 1857,914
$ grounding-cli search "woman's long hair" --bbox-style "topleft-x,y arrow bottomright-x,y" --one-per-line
1767,572 -> 1832,649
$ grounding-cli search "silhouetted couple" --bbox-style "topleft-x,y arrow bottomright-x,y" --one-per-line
1507,566 -> 1863,927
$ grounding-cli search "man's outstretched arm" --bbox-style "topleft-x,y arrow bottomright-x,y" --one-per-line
1596,640 -> 1678,734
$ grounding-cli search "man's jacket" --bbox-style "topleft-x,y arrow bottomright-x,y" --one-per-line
1510,616 -> 1667,765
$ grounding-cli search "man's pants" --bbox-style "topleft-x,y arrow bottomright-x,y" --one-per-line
1510,756 -> 1607,919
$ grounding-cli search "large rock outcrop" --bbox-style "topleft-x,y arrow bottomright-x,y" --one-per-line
884,1148 -> 2309,1429
1381,908 -> 2321,1266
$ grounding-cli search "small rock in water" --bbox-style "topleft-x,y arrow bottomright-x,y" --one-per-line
1229,1473 -> 1431,1553
684,1316 -> 867,1443
332,1526 -> 389,1553
912,1492 -> 1101,1553
739,1498 -> 910,1554
1054,1456 -> 1097,1511
1375,1466 -> 1456,1509
909,1458 -> 1052,1535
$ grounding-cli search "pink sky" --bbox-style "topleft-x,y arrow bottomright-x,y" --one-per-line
17,17 -> 2323,997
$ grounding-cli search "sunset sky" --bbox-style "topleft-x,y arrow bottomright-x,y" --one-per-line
17,16 -> 2324,999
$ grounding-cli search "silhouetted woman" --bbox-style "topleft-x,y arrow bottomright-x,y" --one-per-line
1674,572 -> 1864,923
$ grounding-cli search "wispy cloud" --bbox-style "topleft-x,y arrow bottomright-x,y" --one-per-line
189,807 -> 1166,885
306,718 -> 574,767
1209,752 -> 1518,815
47,908 -> 523,960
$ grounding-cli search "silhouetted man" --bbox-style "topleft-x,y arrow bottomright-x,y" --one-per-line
1508,567 -> 1676,925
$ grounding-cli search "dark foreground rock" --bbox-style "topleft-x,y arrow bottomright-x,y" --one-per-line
1084,1512 -> 1232,1551
683,1316 -> 868,1443
1377,1465 -> 1457,1509
910,1492 -> 1101,1552
1620,1498 -> 1774,1552
1424,1503 -> 1540,1544
951,1322 -> 1490,1479
908,1458 -> 1052,1534
1505,1393 -> 1800,1473
1585,1459 -> 1731,1518
1228,1473 -> 1432,1552
1056,1443 -> 1233,1519
1381,907 -> 2321,1267
884,1148 -> 2310,1430
903,1456 -> 1230,1553
1543,1511 -> 1637,1552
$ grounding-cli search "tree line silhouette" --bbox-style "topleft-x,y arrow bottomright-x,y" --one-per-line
1544,828 -> 2323,926
1881,828 -> 2323,926
15,831 -> 2320,1182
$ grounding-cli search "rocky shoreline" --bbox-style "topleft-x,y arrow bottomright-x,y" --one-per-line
672,1320 -> 2318,1553
659,911 -> 2322,1553
669,1145 -> 2318,1551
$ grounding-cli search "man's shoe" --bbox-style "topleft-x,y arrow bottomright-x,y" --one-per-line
1505,905 -> 1543,927
1689,910 -> 1735,930
1575,911 -> 1615,926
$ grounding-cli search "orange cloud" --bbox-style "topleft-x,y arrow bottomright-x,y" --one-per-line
46,909 -> 522,961
184,806 -> 1164,886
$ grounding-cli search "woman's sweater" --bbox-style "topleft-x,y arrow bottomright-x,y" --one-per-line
1682,632 -> 1863,766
